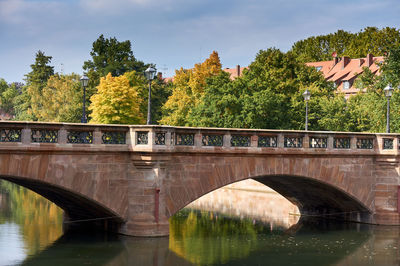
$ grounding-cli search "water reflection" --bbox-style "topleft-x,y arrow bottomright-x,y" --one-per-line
2,180 -> 400,265
0,181 -> 63,257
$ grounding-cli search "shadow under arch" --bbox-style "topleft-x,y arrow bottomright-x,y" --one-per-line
253,174 -> 372,223
0,175 -> 124,230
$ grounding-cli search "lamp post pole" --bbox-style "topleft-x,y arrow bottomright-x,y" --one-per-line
303,89 -> 311,131
144,67 -> 157,125
384,85 -> 394,133
147,79 -> 152,125
80,75 -> 89,123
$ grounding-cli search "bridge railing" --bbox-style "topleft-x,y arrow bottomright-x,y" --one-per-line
0,122 -> 398,155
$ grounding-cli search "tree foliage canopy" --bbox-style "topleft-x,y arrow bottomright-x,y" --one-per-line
291,27 -> 400,62
14,50 -> 54,121
89,72 -> 144,124
82,34 -> 146,89
186,48 -> 335,130
160,51 -> 222,126
36,74 -> 83,122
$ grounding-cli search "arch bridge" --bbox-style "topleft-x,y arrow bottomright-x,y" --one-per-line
0,121 -> 399,236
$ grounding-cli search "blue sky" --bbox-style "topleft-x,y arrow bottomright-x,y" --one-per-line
0,0 -> 399,83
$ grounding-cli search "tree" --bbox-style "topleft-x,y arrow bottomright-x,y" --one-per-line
83,34 -> 146,90
36,74 -> 82,122
14,50 -> 54,121
380,46 -> 400,87
291,27 -> 400,63
290,30 -> 353,62
160,51 -> 222,126
348,27 -> 400,59
89,72 -> 144,124
0,82 -> 21,117
185,49 -> 333,130
125,71 -> 172,125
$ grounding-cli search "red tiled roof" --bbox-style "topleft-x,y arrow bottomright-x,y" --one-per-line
306,54 -> 384,97
223,66 -> 247,80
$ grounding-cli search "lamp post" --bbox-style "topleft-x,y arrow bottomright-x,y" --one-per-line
384,84 -> 394,133
144,66 -> 157,125
80,75 -> 89,123
303,89 -> 311,131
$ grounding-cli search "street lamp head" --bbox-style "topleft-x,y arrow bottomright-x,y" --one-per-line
303,89 -> 311,101
145,66 -> 157,80
384,84 -> 394,98
80,75 -> 89,87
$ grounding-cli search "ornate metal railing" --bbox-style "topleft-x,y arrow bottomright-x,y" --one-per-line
155,132 -> 166,145
31,129 -> 58,143
334,137 -> 350,149
102,131 -> 126,144
284,137 -> 302,148
202,134 -> 223,146
309,137 -> 327,148
258,136 -> 277,147
0,122 -> 398,155
383,138 -> 393,150
231,135 -> 250,147
0,129 -> 21,142
356,138 -> 374,149
136,131 -> 148,145
67,131 -> 93,144
176,133 -> 194,146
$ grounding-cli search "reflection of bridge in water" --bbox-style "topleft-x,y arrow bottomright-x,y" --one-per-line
1,121 -> 400,236
187,179 -> 300,229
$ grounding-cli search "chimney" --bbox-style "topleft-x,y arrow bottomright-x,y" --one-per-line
236,65 -> 241,77
366,54 -> 374,67
333,57 -> 339,65
332,51 -> 339,65
359,58 -> 364,67
341,56 -> 350,69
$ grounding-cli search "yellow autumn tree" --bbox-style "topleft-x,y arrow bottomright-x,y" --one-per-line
89,72 -> 144,124
160,51 -> 222,126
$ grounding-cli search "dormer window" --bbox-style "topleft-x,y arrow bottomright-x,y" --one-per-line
343,80 -> 350,90
315,66 -> 322,71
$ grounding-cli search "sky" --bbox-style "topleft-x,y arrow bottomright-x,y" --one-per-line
0,0 -> 399,83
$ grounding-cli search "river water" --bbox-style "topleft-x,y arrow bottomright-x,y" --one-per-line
1,180 -> 400,266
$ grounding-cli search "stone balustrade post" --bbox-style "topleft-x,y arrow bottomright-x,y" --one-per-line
21,128 -> 31,144
93,128 -> 102,145
59,128 -> 68,144
327,135 -> 334,149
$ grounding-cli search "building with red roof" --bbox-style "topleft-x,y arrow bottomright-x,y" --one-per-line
306,54 -> 383,98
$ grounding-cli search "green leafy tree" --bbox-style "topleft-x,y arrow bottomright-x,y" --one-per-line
291,27 -> 400,63
83,34 -> 146,90
89,72 -> 144,124
14,50 -> 54,121
0,82 -> 21,117
125,71 -> 172,125
348,27 -> 400,59
290,30 -> 353,62
381,46 -> 400,87
36,74 -> 82,122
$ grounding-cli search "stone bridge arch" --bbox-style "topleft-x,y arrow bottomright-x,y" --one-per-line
0,152 -> 128,231
163,155 -> 374,224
